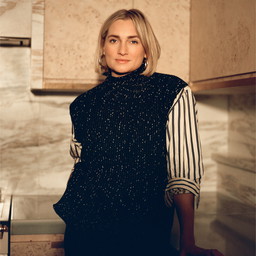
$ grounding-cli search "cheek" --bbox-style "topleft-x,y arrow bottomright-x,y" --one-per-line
135,47 -> 146,59
135,50 -> 146,61
105,49 -> 117,62
103,44 -> 112,55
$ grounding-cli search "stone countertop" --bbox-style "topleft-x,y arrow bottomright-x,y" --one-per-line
11,195 -> 65,235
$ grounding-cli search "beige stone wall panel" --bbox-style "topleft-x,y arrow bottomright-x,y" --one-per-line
190,0 -> 256,81
134,0 -> 190,82
44,0 -> 132,83
0,0 -> 32,37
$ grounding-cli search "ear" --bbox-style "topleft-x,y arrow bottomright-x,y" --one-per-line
102,44 -> 106,55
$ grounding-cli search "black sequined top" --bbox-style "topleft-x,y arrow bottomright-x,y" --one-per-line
54,67 -> 186,231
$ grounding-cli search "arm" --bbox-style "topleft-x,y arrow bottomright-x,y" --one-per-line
174,193 -> 224,256
69,124 -> 82,176
166,87 -> 224,256
165,86 -> 203,208
174,193 -> 195,250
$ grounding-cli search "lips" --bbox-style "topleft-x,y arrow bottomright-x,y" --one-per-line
115,59 -> 130,63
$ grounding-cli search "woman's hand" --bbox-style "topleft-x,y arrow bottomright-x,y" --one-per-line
179,245 -> 224,256
173,194 -> 224,256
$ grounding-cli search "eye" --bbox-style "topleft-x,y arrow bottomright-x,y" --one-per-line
109,38 -> 117,44
130,40 -> 139,44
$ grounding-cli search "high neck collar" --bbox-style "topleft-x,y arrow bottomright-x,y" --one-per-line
104,64 -> 145,84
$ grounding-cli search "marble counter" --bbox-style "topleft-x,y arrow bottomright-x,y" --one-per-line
11,195 -> 65,235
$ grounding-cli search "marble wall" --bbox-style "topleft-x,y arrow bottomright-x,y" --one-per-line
196,95 -> 228,192
216,92 -> 256,207
228,94 -> 255,160
0,47 -> 75,196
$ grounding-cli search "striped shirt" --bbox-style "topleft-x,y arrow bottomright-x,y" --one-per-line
165,86 -> 204,207
70,85 -> 204,207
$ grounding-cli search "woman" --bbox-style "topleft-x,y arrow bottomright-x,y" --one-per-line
54,9 -> 224,256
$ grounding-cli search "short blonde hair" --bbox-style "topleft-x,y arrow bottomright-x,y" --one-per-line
95,9 -> 161,76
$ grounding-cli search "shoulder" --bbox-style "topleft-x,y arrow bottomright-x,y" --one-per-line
148,73 -> 187,95
150,73 -> 187,86
70,81 -> 106,112
70,91 -> 87,110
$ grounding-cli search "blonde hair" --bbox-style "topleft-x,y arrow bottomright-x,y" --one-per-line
95,9 -> 161,76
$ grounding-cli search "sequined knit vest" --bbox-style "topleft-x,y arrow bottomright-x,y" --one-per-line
54,68 -> 186,231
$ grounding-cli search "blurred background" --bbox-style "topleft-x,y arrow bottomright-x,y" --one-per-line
0,0 -> 255,255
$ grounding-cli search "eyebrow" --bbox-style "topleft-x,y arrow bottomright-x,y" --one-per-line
107,35 -> 140,39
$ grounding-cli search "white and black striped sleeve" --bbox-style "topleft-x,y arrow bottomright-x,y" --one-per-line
70,125 -> 82,169
165,86 -> 204,207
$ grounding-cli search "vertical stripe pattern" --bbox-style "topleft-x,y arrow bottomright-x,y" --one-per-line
70,125 -> 82,166
165,86 -> 204,207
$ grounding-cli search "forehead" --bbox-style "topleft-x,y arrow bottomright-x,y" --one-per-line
107,19 -> 138,36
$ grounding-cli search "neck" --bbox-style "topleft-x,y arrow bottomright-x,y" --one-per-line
111,70 -> 131,77
108,63 -> 146,78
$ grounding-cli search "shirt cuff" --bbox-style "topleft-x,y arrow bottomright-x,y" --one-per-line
165,177 -> 201,208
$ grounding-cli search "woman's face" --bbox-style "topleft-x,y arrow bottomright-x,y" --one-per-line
103,19 -> 146,77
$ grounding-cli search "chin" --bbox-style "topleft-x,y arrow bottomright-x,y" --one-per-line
116,69 -> 131,73
112,67 -> 131,74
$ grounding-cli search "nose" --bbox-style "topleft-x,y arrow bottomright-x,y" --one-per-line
118,42 -> 128,56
